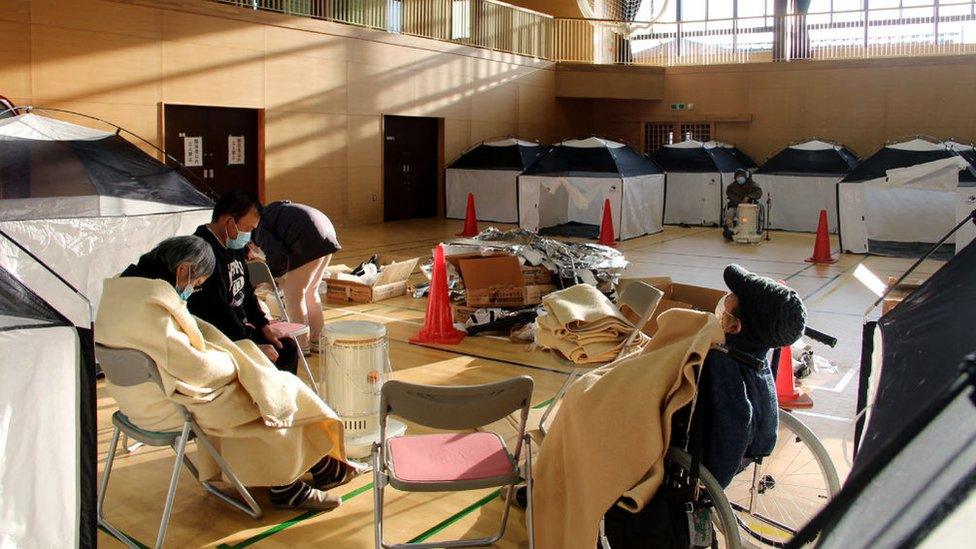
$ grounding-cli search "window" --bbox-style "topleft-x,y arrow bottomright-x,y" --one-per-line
644,122 -> 714,153
680,123 -> 712,142
644,123 -> 675,153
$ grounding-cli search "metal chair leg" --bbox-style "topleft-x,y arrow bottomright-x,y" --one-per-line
97,427 -> 141,548
538,367 -> 580,436
154,423 -> 191,549
372,445 -> 385,549
189,423 -> 262,519
298,352 -> 320,395
525,433 -> 535,549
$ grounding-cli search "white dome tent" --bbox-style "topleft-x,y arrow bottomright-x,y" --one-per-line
753,139 -> 859,233
445,138 -> 542,223
0,111 -> 214,323
517,137 -> 665,240
838,137 -> 976,257
0,233 -> 96,548
947,141 -> 976,251
650,139 -> 749,226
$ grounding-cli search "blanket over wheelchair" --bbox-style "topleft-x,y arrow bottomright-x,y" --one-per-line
533,308 -> 724,549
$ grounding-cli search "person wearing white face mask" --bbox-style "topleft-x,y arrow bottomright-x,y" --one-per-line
724,168 -> 763,240
99,236 -> 364,512
189,189 -> 299,375
699,264 -> 806,487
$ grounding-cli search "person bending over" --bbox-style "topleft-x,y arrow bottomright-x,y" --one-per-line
699,264 -> 806,487
97,236 -> 361,510
188,189 -> 299,374
253,201 -> 340,354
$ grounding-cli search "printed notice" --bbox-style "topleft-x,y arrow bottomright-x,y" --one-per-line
184,136 -> 203,167
228,135 -> 245,165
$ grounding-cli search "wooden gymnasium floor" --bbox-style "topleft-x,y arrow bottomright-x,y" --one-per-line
95,218 -> 946,548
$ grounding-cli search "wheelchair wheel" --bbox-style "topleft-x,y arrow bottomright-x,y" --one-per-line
667,447 -> 743,549
726,410 -> 841,547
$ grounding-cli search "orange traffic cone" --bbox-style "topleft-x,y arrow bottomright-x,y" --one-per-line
597,198 -> 617,247
457,193 -> 479,237
776,346 -> 813,409
411,244 -> 466,345
805,209 -> 837,264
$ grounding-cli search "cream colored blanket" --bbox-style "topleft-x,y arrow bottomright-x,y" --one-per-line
535,284 -> 649,364
533,308 -> 724,549
96,276 -> 346,486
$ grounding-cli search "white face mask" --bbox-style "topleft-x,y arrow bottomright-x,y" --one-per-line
714,293 -> 728,318
736,176 -> 747,185
714,293 -> 739,333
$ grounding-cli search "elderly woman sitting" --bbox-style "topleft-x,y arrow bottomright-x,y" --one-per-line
96,236 -> 359,511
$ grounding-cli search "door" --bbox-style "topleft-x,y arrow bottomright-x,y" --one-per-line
383,115 -> 439,221
164,104 -> 260,200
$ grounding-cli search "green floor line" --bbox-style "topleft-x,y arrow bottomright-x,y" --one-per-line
98,525 -> 149,549
216,482 -> 374,549
406,490 -> 502,544
215,391 -> 557,548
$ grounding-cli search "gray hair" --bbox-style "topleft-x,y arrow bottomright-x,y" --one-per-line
147,236 -> 216,279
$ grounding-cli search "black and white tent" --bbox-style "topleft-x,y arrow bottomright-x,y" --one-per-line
948,141 -> 976,251
651,139 -> 749,226
753,139 -> 859,232
0,235 -> 96,548
446,138 -> 543,223
517,137 -> 665,240
837,138 -> 976,257
796,240 -> 976,548
0,112 -> 214,322
707,140 -> 756,169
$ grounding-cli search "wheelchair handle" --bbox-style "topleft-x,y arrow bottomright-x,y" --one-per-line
804,327 -> 837,348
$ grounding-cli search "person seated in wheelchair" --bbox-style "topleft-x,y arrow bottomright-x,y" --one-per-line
96,236 -> 363,511
694,264 -> 806,488
723,169 -> 763,240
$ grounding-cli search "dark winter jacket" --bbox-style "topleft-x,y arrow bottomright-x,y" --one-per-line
726,178 -> 763,206
699,333 -> 779,487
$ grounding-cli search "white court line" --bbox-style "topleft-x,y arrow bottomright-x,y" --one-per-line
793,410 -> 853,423
806,367 -> 857,393
326,308 -> 512,341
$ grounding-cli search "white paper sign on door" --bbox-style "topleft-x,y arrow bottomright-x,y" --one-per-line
184,136 -> 203,167
228,135 -> 245,165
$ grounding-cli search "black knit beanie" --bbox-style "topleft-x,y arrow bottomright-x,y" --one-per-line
723,264 -> 806,348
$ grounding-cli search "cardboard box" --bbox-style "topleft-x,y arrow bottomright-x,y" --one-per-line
458,255 -> 556,308
324,256 -> 419,304
882,276 -> 921,315
618,276 -> 726,335
451,304 -> 479,324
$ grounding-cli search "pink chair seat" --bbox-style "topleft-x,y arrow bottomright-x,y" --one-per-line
388,433 -> 515,483
270,321 -> 308,336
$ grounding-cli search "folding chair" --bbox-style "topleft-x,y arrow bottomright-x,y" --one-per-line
95,344 -> 262,549
246,260 -> 319,393
538,281 -> 663,435
372,377 -> 536,549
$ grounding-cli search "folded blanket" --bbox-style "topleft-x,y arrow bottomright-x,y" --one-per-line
535,284 -> 649,364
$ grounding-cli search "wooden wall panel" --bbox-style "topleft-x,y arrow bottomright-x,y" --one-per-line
16,0 -> 558,227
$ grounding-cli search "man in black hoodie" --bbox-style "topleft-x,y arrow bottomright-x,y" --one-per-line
188,189 -> 299,375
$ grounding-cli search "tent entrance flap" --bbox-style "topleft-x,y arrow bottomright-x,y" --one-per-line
445,169 -> 521,223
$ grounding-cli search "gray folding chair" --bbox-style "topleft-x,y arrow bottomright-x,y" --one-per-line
537,281 -> 663,435
246,260 -> 319,393
372,377 -> 535,549
95,344 -> 262,549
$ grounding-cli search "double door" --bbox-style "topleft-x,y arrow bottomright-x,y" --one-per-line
383,115 -> 439,221
164,104 -> 260,199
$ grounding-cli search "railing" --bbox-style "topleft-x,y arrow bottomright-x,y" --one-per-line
212,1 -> 976,66
214,0 -> 553,59
553,2 -> 976,66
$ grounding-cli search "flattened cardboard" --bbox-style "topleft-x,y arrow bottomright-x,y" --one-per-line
619,276 -> 725,335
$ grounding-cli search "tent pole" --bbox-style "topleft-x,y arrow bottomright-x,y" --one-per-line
865,208 -> 976,316
4,105 -> 219,199
786,352 -> 976,548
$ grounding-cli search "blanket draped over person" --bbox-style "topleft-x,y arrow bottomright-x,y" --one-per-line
532,308 -> 724,549
96,276 -> 346,486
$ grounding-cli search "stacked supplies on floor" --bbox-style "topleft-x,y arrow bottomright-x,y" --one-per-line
536,284 -> 650,364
